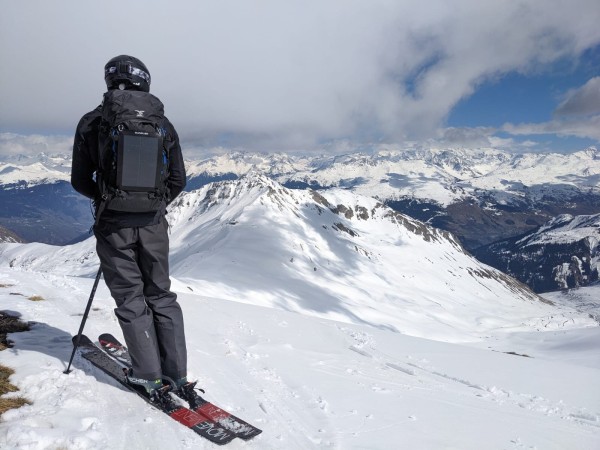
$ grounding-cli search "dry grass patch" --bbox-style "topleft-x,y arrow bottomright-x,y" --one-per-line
28,295 -> 45,302
0,313 -> 30,351
0,365 -> 31,415
0,313 -> 31,416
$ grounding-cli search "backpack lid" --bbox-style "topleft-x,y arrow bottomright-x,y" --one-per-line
102,90 -> 165,127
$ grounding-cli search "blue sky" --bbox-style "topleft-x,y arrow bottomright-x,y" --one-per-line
1,0 -> 599,156
447,46 -> 600,152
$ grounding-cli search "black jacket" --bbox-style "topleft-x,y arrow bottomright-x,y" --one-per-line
71,96 -> 186,229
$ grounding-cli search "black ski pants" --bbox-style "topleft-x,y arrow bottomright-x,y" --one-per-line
94,218 -> 187,381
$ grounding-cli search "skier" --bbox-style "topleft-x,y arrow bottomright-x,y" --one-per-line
71,55 -> 200,408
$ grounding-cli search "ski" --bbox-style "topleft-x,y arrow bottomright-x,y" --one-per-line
98,333 -> 262,440
72,334 -> 237,445
98,332 -> 131,365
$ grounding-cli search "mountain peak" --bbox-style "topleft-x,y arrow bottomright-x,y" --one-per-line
162,176 -> 575,340
579,146 -> 599,160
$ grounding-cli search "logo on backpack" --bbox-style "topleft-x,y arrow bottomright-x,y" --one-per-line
96,90 -> 170,217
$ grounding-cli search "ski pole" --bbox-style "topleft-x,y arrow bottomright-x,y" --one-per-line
64,266 -> 102,374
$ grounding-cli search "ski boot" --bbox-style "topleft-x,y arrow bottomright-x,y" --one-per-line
173,378 -> 206,410
125,370 -> 180,412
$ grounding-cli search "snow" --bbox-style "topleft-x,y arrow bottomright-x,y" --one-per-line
520,214 -> 600,247
180,147 -> 600,206
543,283 -> 600,327
1,271 -> 599,449
0,176 -> 599,449
0,161 -> 70,188
3,147 -> 599,209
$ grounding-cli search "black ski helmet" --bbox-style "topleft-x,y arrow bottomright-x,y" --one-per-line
104,55 -> 151,92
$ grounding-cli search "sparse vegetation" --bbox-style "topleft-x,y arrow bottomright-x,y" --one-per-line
0,313 -> 31,416
5,292 -> 45,302
0,365 -> 31,415
0,313 -> 30,351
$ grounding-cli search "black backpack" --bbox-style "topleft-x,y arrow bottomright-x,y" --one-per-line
95,89 -> 170,219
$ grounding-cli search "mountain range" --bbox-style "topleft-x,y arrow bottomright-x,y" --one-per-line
3,172 -> 592,340
1,147 -> 599,293
184,147 -> 600,249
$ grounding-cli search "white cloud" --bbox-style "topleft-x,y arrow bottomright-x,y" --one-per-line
500,77 -> 600,146
503,115 -> 600,140
423,127 -> 546,153
1,0 -> 600,152
434,126 -> 498,148
0,133 -> 72,158
555,77 -> 600,117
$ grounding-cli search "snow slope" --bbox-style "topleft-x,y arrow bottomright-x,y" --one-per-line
544,282 -> 600,325
0,270 -> 599,449
0,175 -> 599,449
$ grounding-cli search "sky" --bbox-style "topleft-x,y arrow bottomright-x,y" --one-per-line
1,0 -> 599,156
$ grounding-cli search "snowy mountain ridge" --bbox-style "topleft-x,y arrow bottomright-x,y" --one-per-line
1,174 -> 594,342
0,161 -> 70,188
2,148 -> 599,291
183,148 -> 600,251
0,152 -> 71,188
524,214 -> 600,247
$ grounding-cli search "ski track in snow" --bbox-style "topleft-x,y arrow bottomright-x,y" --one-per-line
340,325 -> 600,432
223,320 -> 337,448
193,297 -> 599,449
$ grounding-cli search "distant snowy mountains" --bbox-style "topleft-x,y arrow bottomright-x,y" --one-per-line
183,147 -> 600,249
1,147 -> 599,292
0,152 -> 87,244
0,224 -> 23,243
475,214 -> 600,292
